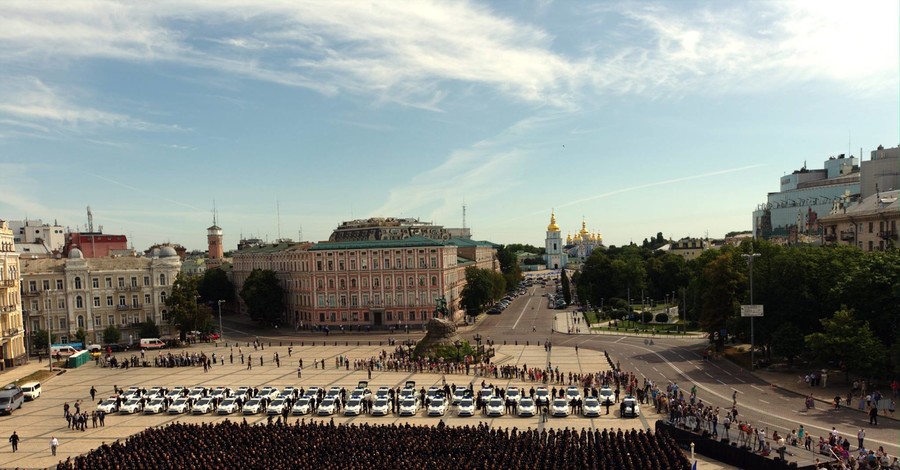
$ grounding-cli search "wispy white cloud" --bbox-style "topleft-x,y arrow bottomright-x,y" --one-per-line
0,77 -> 183,134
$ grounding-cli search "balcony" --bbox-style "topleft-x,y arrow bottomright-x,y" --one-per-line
23,290 -> 39,297
116,305 -> 129,311
824,233 -> 837,242
130,305 -> 144,310
840,231 -> 856,241
878,230 -> 898,240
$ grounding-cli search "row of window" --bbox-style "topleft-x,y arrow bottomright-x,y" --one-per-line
314,256 -> 439,272
315,275 -> 439,290
315,291 -> 438,308
32,292 -> 167,310
35,312 -> 158,331
298,310 -> 432,324
30,274 -> 169,292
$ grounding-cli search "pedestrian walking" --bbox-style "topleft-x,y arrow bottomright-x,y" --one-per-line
8,431 -> 19,452
857,429 -> 865,450
50,436 -> 59,456
297,364 -> 302,379
869,406 -> 878,425
89,386 -> 96,401
732,390 -> 737,406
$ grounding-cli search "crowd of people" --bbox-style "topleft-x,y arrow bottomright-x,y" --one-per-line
55,420 -> 691,470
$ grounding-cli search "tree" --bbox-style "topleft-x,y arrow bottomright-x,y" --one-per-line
198,268 -> 235,305
240,269 -> 286,325
496,245 -> 523,291
698,254 -> 743,334
166,272 -> 214,340
138,320 -> 161,339
103,326 -> 121,345
560,269 -> 572,305
805,307 -> 887,379
770,322 -> 804,366
32,329 -> 49,352
460,267 -> 505,314
74,327 -> 87,347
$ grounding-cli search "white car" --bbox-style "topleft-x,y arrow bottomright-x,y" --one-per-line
259,386 -> 280,401
427,398 -> 447,416
517,398 -> 537,417
426,386 -> 441,400
599,387 -> 614,405
233,386 -> 251,401
210,387 -> 232,400
97,397 -> 119,414
123,386 -> 143,399
326,387 -> 342,399
281,387 -> 297,398
305,386 -> 321,398
242,398 -> 263,415
119,399 -> 143,414
143,398 -> 167,414
343,399 -> 363,416
371,398 -> 390,416
266,398 -> 288,415
534,387 -> 550,406
192,398 -> 215,414
165,387 -> 184,400
479,387 -> 494,402
375,387 -> 391,400
565,386 -> 582,402
317,398 -> 336,416
457,398 -> 475,417
351,388 -> 371,401
168,398 -> 191,414
486,397 -> 505,417
217,398 -> 239,415
291,397 -> 312,416
187,387 -> 207,401
147,386 -> 163,398
621,396 -> 641,418
583,398 -> 602,417
506,387 -> 522,404
398,398 -> 419,416
452,388 -> 469,405
551,399 -> 570,417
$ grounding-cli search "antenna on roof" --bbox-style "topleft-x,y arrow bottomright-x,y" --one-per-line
86,206 -> 93,232
462,202 -> 467,229
212,199 -> 218,226
276,197 -> 281,240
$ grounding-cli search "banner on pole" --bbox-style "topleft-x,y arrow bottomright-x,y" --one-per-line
740,305 -> 764,317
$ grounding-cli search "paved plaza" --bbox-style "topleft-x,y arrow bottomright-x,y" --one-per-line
0,341 -> 665,469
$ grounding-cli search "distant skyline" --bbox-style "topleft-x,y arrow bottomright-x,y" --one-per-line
1,1 -> 897,252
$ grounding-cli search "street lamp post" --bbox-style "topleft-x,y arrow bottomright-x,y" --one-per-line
473,333 -> 482,356
454,339 -> 461,362
742,253 -> 761,370
217,300 -> 225,343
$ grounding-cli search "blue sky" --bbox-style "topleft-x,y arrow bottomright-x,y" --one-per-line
1,1 -> 897,252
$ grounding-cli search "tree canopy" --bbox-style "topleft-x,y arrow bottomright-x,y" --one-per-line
239,269 -> 286,325
460,267 -> 505,313
165,272 -> 214,340
198,268 -> 235,305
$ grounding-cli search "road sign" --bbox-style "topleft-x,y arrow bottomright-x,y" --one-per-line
740,305 -> 764,317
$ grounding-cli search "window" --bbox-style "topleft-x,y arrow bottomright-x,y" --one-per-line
56,279 -> 63,290
42,280 -> 50,290
107,296 -> 113,306
159,274 -> 167,286
328,279 -> 335,289
59,317 -> 66,329
327,261 -> 333,270
77,315 -> 85,328
94,316 -> 101,326
162,310 -> 170,322
408,277 -> 414,287
144,276 -> 150,286
351,294 -> 358,307
419,276 -> 425,287
350,279 -> 357,288
131,277 -> 138,287
340,295 -> 347,307
398,312 -> 404,322
117,277 -> 125,288
316,261 -> 322,271
364,312 -> 370,321
387,312 -> 393,322
57,298 -> 65,309
28,281 -> 36,292
108,315 -> 114,326
360,259 -> 367,270
374,277 -> 380,288
328,294 -> 335,307
75,296 -> 83,309
407,257 -> 413,268
93,297 -> 101,308
118,295 -> 126,306
339,261 -> 345,270
352,312 -> 358,321
160,292 -> 167,303
341,312 -> 347,322
330,312 -> 336,322
384,259 -> 390,269
409,311 -> 416,321
339,279 -> 346,289
317,294 -> 324,307
144,294 -> 151,304
132,295 -> 139,307
319,312 -> 325,322
317,279 -> 323,289
431,257 -> 437,268
431,276 -> 438,287
869,222 -> 873,233
92,278 -> 99,288
105,277 -> 112,288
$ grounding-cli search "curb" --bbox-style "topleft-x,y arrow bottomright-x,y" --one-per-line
765,382 -> 899,422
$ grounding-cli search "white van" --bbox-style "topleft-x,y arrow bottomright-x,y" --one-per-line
140,338 -> 166,350
50,345 -> 79,357
20,382 -> 41,400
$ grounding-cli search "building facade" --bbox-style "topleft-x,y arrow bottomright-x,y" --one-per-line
231,233 -> 499,330
752,154 -> 860,242
0,221 -> 26,369
565,219 -> 604,265
64,232 -> 129,258
820,190 -> 899,251
665,237 -> 711,260
20,248 -> 181,345
8,219 -> 66,253
328,217 -> 470,242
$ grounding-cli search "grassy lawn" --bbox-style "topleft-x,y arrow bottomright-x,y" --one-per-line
591,320 -> 697,335
14,369 -> 57,386
583,310 -> 600,325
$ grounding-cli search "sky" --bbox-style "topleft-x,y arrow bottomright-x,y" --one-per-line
1,0 -> 898,252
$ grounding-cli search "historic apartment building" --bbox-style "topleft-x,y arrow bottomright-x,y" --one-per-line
0,220 -> 26,369
20,247 -> 182,345
231,223 -> 498,330
820,190 -> 899,251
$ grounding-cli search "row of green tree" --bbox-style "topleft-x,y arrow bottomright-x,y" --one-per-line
574,241 -> 900,375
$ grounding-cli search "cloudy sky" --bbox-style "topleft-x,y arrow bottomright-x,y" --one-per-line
1,1 -> 897,251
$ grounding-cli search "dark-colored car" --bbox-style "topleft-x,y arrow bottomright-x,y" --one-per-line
105,344 -> 129,353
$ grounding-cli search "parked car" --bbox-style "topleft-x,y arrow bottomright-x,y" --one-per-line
516,397 -> 536,417
485,398 -> 505,417
192,398 -> 215,414
398,398 -> 419,416
168,398 -> 191,414
621,396 -> 641,418
457,398 -> 475,417
20,382 -> 41,401
266,398 -> 288,416
119,399 -> 144,414
143,398 -> 167,414
317,398 -> 336,416
506,387 -> 521,404
291,397 -> 312,416
371,398 -> 390,416
551,399 -> 570,417
582,398 -> 602,417
427,398 -> 447,416
599,387 -> 614,406
242,398 -> 263,415
96,397 -> 119,414
217,398 -> 239,415
343,399 -> 363,416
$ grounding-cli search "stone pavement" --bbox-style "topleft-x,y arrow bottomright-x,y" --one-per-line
0,341 -> 719,469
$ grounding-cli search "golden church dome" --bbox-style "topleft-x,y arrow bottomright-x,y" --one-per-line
579,220 -> 590,235
566,233 -> 572,244
547,212 -> 560,232
596,232 -> 603,242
